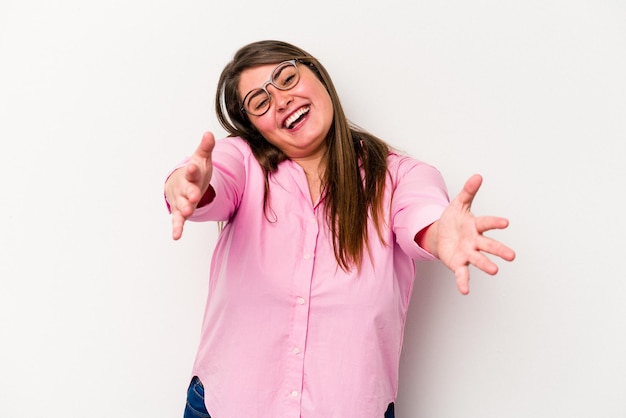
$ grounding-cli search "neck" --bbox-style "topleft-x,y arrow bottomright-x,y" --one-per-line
292,148 -> 326,176
293,155 -> 326,204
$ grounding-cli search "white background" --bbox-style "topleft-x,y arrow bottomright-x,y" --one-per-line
1,1 -> 625,417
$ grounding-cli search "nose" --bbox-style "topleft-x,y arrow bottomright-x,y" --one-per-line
267,85 -> 293,111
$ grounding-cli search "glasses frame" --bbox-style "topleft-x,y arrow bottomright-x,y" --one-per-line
240,59 -> 300,116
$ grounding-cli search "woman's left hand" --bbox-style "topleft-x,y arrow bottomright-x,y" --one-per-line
425,174 -> 516,294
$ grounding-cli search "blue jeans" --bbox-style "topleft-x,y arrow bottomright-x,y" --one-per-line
184,376 -> 395,417
184,376 -> 211,418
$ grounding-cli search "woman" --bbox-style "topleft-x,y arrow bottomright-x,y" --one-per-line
165,40 -> 515,418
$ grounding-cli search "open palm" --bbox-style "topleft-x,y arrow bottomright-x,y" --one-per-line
436,174 -> 516,294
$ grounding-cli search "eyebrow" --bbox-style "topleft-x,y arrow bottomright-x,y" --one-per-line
273,65 -> 287,79
245,88 -> 266,103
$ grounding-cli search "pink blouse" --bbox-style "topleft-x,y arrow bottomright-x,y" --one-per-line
176,136 -> 449,418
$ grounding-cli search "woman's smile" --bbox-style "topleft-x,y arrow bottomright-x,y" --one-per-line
239,62 -> 333,161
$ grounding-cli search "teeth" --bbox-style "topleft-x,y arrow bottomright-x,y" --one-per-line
285,106 -> 310,129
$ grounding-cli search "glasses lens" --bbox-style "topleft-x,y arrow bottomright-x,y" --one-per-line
245,89 -> 271,116
272,61 -> 299,90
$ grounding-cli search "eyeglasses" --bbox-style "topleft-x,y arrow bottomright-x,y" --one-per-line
240,59 -> 300,116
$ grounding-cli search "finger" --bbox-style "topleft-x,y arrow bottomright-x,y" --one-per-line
179,165 -> 206,205
184,162 -> 202,184
171,211 -> 186,240
454,174 -> 483,208
476,235 -> 516,262
468,250 -> 499,275
194,131 -> 216,160
183,182 -> 203,206
475,216 -> 510,233
454,266 -> 471,295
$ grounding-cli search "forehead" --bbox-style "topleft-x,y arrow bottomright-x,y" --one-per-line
238,63 -> 281,97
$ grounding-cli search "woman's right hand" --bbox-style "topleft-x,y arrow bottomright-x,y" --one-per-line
165,132 -> 216,240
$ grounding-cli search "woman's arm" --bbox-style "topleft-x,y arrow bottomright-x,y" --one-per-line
415,174 -> 516,295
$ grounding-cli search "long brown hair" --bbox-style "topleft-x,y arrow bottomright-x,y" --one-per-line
216,40 -> 390,271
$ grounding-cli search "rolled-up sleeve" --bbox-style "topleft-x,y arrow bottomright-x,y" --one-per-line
390,154 -> 450,261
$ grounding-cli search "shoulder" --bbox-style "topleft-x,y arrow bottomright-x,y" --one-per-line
215,136 -> 252,154
386,148 -> 433,172
212,136 -> 259,165
386,149 -> 446,187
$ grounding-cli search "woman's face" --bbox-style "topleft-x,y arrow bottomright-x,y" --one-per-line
238,61 -> 334,162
